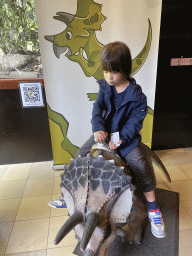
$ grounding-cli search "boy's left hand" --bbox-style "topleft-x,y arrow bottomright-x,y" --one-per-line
109,140 -> 123,150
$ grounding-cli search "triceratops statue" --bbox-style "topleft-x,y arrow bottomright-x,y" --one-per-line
54,142 -> 170,256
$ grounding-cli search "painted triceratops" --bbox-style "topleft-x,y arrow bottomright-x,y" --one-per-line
44,0 -> 152,100
54,143 -> 171,256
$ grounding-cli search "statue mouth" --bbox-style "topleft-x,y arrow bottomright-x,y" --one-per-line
53,44 -> 72,58
45,35 -> 87,60
53,44 -> 88,60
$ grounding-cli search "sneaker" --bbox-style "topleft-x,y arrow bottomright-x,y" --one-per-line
148,208 -> 166,238
48,197 -> 67,209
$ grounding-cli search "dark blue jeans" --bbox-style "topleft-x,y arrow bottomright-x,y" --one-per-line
75,135 -> 155,193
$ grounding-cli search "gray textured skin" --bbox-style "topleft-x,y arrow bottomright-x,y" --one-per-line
55,152 -> 148,256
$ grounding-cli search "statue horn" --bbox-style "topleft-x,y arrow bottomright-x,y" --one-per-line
54,210 -> 83,245
80,212 -> 100,251
53,12 -> 74,24
44,35 -> 54,43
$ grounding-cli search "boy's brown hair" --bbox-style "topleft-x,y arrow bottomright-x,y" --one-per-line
99,41 -> 132,81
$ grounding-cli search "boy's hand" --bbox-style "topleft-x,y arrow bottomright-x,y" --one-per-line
109,140 -> 123,150
94,131 -> 108,142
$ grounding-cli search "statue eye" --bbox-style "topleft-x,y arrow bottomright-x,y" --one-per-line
66,31 -> 72,40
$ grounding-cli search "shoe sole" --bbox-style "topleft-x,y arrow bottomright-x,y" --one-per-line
151,228 -> 166,238
48,203 -> 67,209
48,203 -> 58,208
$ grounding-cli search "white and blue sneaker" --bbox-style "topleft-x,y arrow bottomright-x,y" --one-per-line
48,197 -> 67,209
148,208 -> 166,238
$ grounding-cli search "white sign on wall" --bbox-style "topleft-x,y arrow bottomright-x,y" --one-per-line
19,82 -> 44,107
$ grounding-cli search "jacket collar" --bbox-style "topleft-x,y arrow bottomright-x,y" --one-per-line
97,78 -> 141,102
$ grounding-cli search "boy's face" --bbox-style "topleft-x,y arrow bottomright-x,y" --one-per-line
103,71 -> 127,87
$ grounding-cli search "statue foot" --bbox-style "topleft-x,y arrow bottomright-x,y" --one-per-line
126,229 -> 142,245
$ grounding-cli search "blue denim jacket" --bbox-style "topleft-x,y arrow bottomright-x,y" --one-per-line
91,78 -> 147,157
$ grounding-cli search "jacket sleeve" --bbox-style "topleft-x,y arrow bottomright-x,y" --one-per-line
120,97 -> 147,144
91,88 -> 106,133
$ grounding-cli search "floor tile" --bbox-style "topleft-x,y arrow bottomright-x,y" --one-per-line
153,150 -> 165,157
53,177 -> 62,194
179,202 -> 192,230
16,195 -> 52,221
184,148 -> 192,155
154,153 -> 176,166
156,182 -> 172,191
29,162 -> 54,179
5,250 -> 47,256
181,200 -> 192,219
153,162 -> 172,184
5,218 -> 50,254
47,246 -> 76,256
165,165 -> 189,181
0,222 -> 14,255
54,170 -> 63,177
0,180 -> 26,200
168,179 -> 192,201
0,198 -> 21,223
0,165 -> 8,181
47,216 -> 77,249
2,163 -> 32,181
178,164 -> 192,179
1,144 -> 192,255
179,229 -> 192,256
159,148 -> 185,154
183,147 -> 192,152
50,194 -> 69,217
170,152 -> 192,165
23,178 -> 54,197
171,148 -> 186,153
186,151 -> 192,157
155,171 -> 165,183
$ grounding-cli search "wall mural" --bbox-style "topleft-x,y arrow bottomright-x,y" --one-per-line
43,0 -> 154,165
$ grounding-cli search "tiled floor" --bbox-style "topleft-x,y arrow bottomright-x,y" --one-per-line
1,148 -> 192,255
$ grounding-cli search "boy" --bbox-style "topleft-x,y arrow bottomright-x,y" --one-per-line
49,41 -> 166,239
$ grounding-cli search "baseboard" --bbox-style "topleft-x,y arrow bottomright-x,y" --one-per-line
51,160 -> 65,170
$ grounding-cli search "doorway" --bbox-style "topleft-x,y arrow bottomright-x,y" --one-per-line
152,0 -> 192,150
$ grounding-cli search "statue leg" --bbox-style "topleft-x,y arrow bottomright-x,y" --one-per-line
125,188 -> 147,244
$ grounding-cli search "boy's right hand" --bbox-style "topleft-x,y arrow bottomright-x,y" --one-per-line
94,131 -> 108,142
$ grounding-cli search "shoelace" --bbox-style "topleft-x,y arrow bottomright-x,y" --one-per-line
153,216 -> 162,225
150,210 -> 162,225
